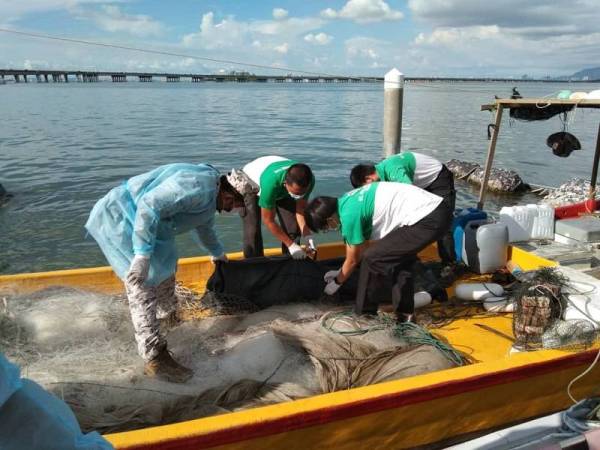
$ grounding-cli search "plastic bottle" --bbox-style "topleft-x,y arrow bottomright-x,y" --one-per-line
506,261 -> 523,276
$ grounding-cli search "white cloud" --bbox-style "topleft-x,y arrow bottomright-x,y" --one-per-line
182,12 -> 250,49
182,11 -> 324,54
345,37 -> 386,62
321,0 -> 403,24
304,32 -> 333,45
414,26 -> 500,46
272,8 -> 288,20
274,42 -> 289,54
80,5 -> 164,37
0,0 -> 119,22
320,8 -> 338,19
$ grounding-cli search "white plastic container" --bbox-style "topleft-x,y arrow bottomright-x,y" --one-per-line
455,283 -> 504,301
499,206 -> 531,242
499,204 -> 554,241
530,204 -> 555,239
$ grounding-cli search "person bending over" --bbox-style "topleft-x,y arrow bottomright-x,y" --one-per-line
86,163 -> 244,383
350,151 -> 456,264
305,181 -> 452,321
228,155 -> 315,259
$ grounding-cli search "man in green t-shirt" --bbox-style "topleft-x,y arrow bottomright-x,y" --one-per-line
349,152 -> 456,264
304,181 -> 451,320
228,156 -> 315,258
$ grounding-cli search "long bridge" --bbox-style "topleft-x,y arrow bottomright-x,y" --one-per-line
0,69 -> 590,84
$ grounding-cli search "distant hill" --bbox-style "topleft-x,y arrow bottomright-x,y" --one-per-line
569,67 -> 600,81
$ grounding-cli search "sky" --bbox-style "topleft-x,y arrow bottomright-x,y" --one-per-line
1,0 -> 599,78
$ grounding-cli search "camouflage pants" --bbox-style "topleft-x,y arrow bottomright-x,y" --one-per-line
124,274 -> 176,361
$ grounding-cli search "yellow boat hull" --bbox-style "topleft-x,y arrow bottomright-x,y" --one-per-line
2,243 -> 596,450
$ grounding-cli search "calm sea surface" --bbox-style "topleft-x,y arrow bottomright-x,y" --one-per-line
1,81 -> 599,274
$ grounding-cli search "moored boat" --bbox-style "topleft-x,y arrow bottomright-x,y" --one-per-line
2,242 -> 600,449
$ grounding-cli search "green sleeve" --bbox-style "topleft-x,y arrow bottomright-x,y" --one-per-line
258,182 -> 278,209
341,213 -> 365,245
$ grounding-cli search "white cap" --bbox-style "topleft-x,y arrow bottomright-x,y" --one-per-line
384,68 -> 404,89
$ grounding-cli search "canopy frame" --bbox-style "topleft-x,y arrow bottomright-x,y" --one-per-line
477,98 -> 600,210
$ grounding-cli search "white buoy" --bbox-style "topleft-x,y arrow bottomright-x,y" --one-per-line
414,291 -> 432,309
383,68 -> 404,157
455,283 -> 504,301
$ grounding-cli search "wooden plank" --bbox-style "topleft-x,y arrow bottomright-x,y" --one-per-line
482,98 -> 600,111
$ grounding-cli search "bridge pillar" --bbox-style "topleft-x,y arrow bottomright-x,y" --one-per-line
44,74 -> 48,82
23,74 -> 28,83
36,74 -> 41,82
63,73 -> 68,82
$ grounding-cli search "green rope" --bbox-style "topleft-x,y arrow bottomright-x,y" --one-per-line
393,322 -> 465,366
320,311 -> 465,366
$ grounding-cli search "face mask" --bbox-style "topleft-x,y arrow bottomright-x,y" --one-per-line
289,192 -> 304,200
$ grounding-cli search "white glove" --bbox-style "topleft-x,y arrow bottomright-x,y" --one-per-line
324,278 -> 341,295
324,269 -> 340,283
127,254 -> 150,285
304,235 -> 316,250
210,253 -> 228,263
288,243 -> 306,260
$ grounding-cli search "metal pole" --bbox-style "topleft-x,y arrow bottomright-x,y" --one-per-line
383,68 -> 404,156
589,122 -> 600,202
477,105 -> 504,210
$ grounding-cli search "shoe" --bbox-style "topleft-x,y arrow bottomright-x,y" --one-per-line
144,348 -> 193,383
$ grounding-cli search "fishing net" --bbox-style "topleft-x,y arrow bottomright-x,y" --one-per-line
0,283 -> 462,435
512,268 -> 567,350
511,268 -> 600,351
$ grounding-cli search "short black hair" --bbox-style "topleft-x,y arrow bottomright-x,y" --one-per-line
350,164 -> 376,188
285,163 -> 313,189
219,175 -> 244,203
305,196 -> 338,233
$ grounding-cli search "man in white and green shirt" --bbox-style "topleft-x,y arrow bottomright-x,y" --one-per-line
350,152 -> 456,264
228,156 -> 315,258
304,181 -> 452,319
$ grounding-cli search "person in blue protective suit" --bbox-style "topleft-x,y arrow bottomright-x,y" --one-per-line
0,353 -> 113,450
85,163 -> 244,383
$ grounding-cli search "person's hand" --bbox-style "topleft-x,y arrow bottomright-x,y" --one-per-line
127,254 -> 150,285
304,234 -> 316,249
324,278 -> 341,295
210,253 -> 228,263
324,270 -> 340,283
288,243 -> 306,260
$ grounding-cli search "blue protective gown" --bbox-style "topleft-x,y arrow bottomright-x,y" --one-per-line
85,163 -> 225,286
0,354 -> 113,450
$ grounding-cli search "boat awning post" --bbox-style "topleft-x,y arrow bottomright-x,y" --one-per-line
477,104 -> 504,210
589,122 -> 600,202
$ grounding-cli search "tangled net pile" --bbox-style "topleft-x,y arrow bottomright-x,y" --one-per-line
511,268 -> 598,350
0,285 -> 461,434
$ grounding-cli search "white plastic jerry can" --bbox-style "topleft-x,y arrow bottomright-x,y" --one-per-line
499,205 -> 532,242
530,204 -> 555,239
